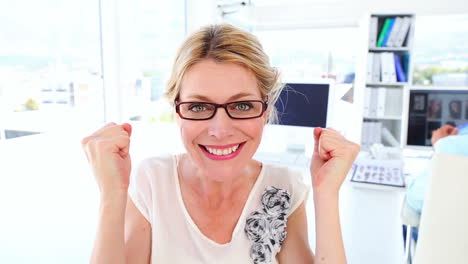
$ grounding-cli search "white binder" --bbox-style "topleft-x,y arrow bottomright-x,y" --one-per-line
387,17 -> 403,47
367,53 -> 374,82
369,17 -> 378,47
376,87 -> 386,117
381,52 -> 397,83
395,17 -> 412,47
372,53 -> 381,82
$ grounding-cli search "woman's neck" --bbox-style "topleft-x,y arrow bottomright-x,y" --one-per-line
178,154 -> 262,206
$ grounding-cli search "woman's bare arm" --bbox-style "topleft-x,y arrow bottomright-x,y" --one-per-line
124,196 -> 152,263
276,202 -> 315,264
83,123 -> 151,263
90,193 -> 151,264
90,192 -> 128,264
313,190 -> 345,264
309,127 -> 359,264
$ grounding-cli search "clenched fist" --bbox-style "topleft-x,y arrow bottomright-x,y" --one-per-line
82,122 -> 133,195
311,127 -> 360,194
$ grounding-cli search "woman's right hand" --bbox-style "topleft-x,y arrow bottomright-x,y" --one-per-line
82,122 -> 133,196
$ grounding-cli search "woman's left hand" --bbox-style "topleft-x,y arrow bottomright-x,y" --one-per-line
310,127 -> 360,195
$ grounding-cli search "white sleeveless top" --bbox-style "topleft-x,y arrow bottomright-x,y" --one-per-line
128,154 -> 309,264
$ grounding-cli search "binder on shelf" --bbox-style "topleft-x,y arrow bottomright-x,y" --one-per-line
394,54 -> 407,82
394,16 -> 412,47
380,53 -> 389,82
380,52 -> 397,83
377,18 -> 392,47
402,53 -> 410,76
362,121 -> 382,149
367,53 -> 374,82
371,52 -> 381,82
364,87 -> 372,116
380,52 -> 390,82
386,17 -> 403,47
381,18 -> 396,47
361,122 -> 369,149
370,88 -> 378,117
376,87 -> 386,117
369,17 -> 378,47
371,121 -> 383,145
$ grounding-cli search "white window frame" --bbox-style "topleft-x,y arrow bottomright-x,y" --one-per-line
99,0 -> 125,123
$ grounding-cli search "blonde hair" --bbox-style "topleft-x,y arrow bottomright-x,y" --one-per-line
164,24 -> 284,123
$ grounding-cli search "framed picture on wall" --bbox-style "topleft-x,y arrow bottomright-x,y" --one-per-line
427,98 -> 442,118
449,100 -> 462,119
411,93 -> 427,114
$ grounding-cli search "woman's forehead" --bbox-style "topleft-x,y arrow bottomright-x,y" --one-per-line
179,60 -> 262,101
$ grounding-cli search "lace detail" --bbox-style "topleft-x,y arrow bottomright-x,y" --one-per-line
244,186 -> 291,264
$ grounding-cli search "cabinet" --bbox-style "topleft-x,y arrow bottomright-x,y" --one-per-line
356,13 -> 416,149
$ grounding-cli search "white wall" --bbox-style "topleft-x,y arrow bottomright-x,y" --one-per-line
253,0 -> 468,29
185,0 -> 219,34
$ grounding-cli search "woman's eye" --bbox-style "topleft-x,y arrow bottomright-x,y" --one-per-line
235,102 -> 252,111
189,104 -> 208,112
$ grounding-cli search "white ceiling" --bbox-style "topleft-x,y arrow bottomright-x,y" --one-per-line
241,0 -> 468,29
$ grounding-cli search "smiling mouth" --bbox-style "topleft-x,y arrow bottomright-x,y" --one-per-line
199,142 -> 245,156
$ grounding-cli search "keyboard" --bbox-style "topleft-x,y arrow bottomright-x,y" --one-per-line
254,151 -> 311,168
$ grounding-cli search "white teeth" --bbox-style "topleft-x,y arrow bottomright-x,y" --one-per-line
205,144 -> 241,156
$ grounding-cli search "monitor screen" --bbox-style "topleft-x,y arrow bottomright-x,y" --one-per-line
274,83 -> 330,128
407,89 -> 468,146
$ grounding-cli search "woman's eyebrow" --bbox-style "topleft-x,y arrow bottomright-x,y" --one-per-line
184,92 -> 258,102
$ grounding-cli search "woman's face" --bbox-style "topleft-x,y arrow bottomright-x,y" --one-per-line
177,59 -> 267,180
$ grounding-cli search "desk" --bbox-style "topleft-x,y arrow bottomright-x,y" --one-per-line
0,122 -> 407,263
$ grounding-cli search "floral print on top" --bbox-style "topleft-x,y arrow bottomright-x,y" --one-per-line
244,187 -> 291,264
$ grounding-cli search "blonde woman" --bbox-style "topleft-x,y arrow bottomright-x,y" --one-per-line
82,24 -> 359,264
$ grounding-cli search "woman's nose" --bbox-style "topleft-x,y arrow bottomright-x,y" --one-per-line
207,108 -> 234,139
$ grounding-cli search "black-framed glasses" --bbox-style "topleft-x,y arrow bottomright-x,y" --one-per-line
175,100 -> 268,120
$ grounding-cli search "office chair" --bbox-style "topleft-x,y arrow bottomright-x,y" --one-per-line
413,153 -> 468,264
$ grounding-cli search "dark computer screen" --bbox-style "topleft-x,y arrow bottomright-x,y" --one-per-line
274,83 -> 329,128
407,89 -> 468,146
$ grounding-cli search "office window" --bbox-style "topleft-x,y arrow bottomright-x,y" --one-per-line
254,27 -> 358,84
413,14 -> 468,86
0,1 -> 104,140
118,0 -> 185,123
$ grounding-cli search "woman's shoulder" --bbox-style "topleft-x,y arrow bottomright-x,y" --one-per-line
136,154 -> 175,170
262,163 -> 306,186
131,154 -> 177,183
259,163 -> 310,216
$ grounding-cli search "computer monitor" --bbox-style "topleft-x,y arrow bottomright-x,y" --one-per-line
275,83 -> 330,128
405,88 -> 468,147
262,82 -> 332,154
